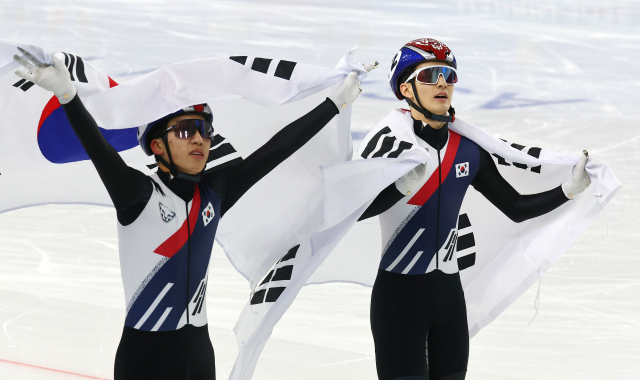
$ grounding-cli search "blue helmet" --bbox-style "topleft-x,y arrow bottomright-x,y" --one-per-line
389,38 -> 457,100
137,104 -> 213,156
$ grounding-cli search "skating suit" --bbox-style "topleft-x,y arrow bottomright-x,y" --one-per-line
61,95 -> 339,380
115,173 -> 220,380
119,175 -> 220,332
360,116 -> 569,380
378,128 -> 477,276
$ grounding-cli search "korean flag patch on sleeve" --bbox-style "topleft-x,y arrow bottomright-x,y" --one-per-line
456,162 -> 470,178
202,202 -> 215,226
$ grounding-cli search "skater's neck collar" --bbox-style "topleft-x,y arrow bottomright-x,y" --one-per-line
413,118 -> 449,150
157,169 -> 196,202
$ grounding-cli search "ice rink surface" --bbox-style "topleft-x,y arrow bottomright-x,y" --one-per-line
0,0 -> 639,378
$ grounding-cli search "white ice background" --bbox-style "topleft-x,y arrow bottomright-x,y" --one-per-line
0,0 -> 638,379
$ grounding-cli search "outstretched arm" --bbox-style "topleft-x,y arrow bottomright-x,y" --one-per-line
471,148 -> 570,223
212,98 -> 339,216
207,69 -> 372,216
62,96 -> 152,219
14,50 -> 151,224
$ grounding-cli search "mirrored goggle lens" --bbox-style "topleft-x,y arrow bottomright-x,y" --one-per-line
415,67 -> 458,85
169,119 -> 213,140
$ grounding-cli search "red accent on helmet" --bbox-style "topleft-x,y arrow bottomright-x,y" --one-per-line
193,104 -> 204,112
406,38 -> 451,61
389,38 -> 457,100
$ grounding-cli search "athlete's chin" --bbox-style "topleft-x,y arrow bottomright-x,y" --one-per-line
190,165 -> 206,175
426,104 -> 451,115
427,99 -> 451,115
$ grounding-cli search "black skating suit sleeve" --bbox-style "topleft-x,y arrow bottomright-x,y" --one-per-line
62,96 -> 153,226
471,148 -> 568,223
205,98 -> 340,216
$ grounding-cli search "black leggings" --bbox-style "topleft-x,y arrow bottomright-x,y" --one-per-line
370,270 -> 468,380
114,324 -> 216,380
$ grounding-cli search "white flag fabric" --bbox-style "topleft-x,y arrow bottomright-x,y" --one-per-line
0,38 -> 54,78
0,43 -> 131,212
0,41 -> 366,213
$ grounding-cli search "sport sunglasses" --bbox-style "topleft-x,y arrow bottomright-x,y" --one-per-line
405,65 -> 458,85
165,119 -> 214,141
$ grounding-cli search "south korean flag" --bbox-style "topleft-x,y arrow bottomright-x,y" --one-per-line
202,202 -> 215,226
456,162 -> 470,178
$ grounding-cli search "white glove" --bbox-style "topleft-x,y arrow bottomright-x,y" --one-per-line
362,61 -> 379,72
396,162 -> 427,195
13,48 -> 77,104
561,150 -> 591,199
328,61 -> 378,110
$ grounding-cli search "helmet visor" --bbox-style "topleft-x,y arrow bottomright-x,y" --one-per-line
406,66 -> 458,85
165,119 -> 214,140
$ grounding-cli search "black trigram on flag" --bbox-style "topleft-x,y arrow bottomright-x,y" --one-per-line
204,134 -> 243,171
191,280 -> 207,316
12,52 -> 88,92
146,133 -> 243,171
250,244 -> 299,305
12,78 -> 35,92
455,213 -> 476,271
61,52 -> 88,83
492,140 -> 542,174
360,126 -> 413,159
229,56 -> 297,81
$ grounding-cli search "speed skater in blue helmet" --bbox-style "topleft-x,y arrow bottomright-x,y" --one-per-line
137,104 -> 214,182
14,46 -> 378,380
388,38 -> 457,123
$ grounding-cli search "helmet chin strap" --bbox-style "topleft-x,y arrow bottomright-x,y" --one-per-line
406,81 -> 455,123
155,134 -> 204,183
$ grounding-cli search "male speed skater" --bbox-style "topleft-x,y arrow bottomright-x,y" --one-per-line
357,38 -> 591,380
14,49 -> 375,380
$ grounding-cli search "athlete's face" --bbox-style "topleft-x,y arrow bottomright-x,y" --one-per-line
399,61 -> 454,126
150,114 -> 211,175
